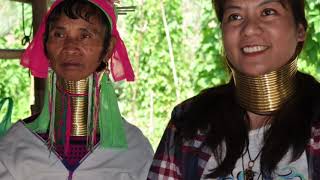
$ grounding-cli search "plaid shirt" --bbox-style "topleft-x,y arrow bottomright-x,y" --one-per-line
148,113 -> 320,180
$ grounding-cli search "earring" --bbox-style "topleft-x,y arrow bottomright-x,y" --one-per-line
103,58 -> 111,77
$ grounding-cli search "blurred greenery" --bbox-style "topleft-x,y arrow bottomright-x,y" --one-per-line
0,1 -> 31,121
0,0 -> 319,149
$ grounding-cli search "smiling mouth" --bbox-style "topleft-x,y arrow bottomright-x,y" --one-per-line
242,45 -> 268,54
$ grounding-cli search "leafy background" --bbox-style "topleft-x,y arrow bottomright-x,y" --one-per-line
0,0 -> 319,149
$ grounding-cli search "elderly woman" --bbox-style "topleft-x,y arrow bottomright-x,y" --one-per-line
0,0 -> 153,179
148,0 -> 320,179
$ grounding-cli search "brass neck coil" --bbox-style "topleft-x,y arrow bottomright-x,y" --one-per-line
55,77 -> 89,136
232,59 -> 297,115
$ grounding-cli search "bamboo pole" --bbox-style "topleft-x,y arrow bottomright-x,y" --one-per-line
9,0 -> 31,4
0,49 -> 24,59
160,0 -> 180,102
30,0 -> 48,115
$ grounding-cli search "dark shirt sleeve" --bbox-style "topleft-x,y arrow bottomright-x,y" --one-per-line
147,107 -> 183,180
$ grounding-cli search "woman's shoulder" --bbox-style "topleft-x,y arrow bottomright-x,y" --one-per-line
0,121 -> 36,154
176,83 -> 232,112
297,71 -> 320,93
122,118 -> 154,154
113,119 -> 153,179
174,83 -> 232,116
296,72 -> 320,126
170,83 -> 234,135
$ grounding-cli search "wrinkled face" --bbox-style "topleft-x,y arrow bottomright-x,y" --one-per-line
46,13 -> 106,81
221,0 -> 305,76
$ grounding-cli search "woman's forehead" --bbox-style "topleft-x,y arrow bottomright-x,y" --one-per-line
49,13 -> 105,33
48,10 -> 105,31
222,0 -> 286,8
48,1 -> 105,23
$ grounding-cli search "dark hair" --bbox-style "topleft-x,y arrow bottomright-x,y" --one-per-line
213,0 -> 308,57
43,0 -> 112,71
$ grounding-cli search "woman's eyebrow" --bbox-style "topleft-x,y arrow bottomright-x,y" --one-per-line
224,0 -> 282,12
258,0 -> 282,7
224,5 -> 241,12
49,26 -> 65,31
79,27 -> 100,34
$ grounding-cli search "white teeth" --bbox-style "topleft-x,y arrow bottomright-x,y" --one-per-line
242,46 -> 267,53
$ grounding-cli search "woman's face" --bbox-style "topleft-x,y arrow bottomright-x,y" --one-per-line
46,13 -> 107,81
221,0 -> 306,76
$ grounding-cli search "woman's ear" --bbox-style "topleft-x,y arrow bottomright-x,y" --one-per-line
104,37 -> 116,60
297,24 -> 306,42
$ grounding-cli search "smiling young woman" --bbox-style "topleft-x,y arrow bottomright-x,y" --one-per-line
148,0 -> 320,179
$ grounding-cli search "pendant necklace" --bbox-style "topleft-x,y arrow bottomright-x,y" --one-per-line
242,143 -> 262,180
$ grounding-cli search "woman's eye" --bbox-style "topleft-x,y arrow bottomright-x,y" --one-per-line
80,33 -> 91,39
228,14 -> 242,21
262,9 -> 276,16
53,32 -> 64,38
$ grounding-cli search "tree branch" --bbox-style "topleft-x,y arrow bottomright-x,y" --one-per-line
0,49 -> 24,59
9,0 -> 32,4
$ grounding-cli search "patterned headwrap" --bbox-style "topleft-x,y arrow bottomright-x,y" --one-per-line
21,0 -> 135,82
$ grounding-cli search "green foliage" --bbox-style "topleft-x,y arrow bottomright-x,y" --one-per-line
0,60 -> 30,121
299,0 -> 320,78
0,2 -> 32,121
193,4 -> 230,92
118,0 -> 185,148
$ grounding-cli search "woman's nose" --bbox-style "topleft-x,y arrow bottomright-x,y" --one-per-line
62,36 -> 81,54
241,18 -> 263,37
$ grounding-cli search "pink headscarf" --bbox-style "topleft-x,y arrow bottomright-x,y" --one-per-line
21,0 -> 134,81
